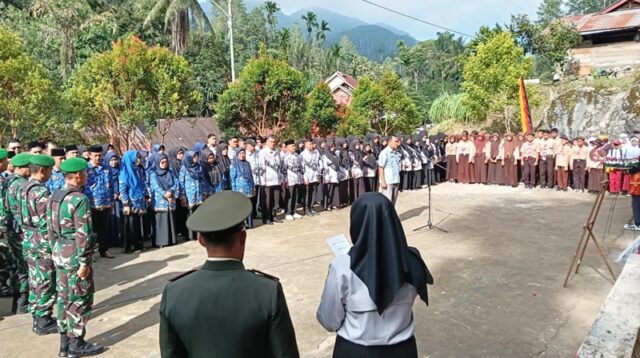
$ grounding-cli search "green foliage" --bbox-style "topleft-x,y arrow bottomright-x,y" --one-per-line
326,25 -> 417,62
461,31 -> 532,122
215,52 -> 306,137
303,82 -> 338,136
566,0 -> 617,15
536,0 -> 564,27
428,93 -> 469,124
0,25 -> 70,142
344,72 -> 419,136
67,35 -> 201,150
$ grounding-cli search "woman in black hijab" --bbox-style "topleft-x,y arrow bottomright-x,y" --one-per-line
336,138 -> 352,208
317,193 -> 433,357
216,143 -> 231,190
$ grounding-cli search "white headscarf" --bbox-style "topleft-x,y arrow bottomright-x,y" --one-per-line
626,137 -> 640,160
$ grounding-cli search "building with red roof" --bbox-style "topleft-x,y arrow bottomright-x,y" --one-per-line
324,71 -> 358,106
561,0 -> 640,75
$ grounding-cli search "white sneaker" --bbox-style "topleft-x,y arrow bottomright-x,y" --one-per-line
624,224 -> 640,231
293,213 -> 303,219
285,215 -> 294,221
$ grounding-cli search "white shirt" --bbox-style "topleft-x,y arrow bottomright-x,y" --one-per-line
316,254 -> 417,346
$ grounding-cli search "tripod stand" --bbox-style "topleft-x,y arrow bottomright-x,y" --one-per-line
414,163 -> 448,233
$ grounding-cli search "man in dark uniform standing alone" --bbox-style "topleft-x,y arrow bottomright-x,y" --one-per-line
159,191 -> 299,358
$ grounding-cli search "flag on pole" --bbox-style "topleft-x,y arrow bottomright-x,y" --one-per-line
518,77 -> 533,133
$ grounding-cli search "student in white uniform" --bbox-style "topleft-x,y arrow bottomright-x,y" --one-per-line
316,192 -> 433,357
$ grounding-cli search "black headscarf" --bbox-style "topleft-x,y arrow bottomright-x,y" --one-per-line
363,144 -> 377,169
169,146 -> 186,174
349,193 -> 433,314
350,139 -> 364,168
216,143 -> 231,175
337,138 -> 352,169
200,149 -> 222,187
324,139 -> 339,168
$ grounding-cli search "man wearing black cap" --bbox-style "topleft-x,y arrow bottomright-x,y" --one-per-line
65,145 -> 79,159
84,145 -> 115,258
159,191 -> 299,358
47,148 -> 66,193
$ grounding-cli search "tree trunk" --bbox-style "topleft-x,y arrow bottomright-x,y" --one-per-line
60,34 -> 75,80
171,10 -> 189,55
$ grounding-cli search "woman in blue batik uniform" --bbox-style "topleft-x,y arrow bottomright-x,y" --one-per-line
104,151 -> 123,248
230,148 -> 256,228
201,149 -> 225,197
149,153 -> 179,247
179,150 -> 204,241
119,150 -> 147,253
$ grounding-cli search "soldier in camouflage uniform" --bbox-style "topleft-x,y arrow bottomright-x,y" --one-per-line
21,154 -> 58,335
0,148 -> 13,297
7,152 -> 32,314
48,157 -> 104,357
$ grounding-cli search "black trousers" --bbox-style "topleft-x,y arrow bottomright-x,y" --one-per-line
90,209 -> 111,254
123,214 -> 143,251
284,184 -> 299,215
364,177 -> 376,192
323,183 -> 336,209
262,185 -> 281,222
187,205 -> 200,241
333,335 -> 417,358
304,182 -> 318,209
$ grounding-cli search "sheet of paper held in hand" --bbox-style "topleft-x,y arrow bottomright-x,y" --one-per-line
326,234 -> 352,256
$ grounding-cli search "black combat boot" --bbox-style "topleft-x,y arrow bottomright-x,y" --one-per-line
15,292 -> 29,314
59,334 -> 70,358
34,315 -> 58,335
67,336 -> 105,358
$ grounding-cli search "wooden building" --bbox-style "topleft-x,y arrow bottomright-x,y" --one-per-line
562,0 -> 640,75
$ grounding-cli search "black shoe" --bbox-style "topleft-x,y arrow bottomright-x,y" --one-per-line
15,292 -> 29,314
59,334 -> 70,358
273,218 -> 282,223
34,315 -> 58,335
263,220 -> 273,225
0,285 -> 13,297
305,209 -> 315,217
67,336 -> 105,358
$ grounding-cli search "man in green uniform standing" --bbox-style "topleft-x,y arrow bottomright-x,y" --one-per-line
0,148 -> 13,297
7,152 -> 32,314
159,191 -> 300,358
48,158 -> 104,358
21,154 -> 58,335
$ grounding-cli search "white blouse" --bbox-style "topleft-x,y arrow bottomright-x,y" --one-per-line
316,254 -> 418,346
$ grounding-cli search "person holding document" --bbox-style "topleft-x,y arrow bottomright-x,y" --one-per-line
316,192 -> 433,357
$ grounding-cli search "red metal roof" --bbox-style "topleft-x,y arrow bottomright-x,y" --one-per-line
563,0 -> 640,35
342,73 -> 358,89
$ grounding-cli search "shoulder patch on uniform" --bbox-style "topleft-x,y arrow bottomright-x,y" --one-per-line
169,270 -> 197,282
248,269 -> 279,281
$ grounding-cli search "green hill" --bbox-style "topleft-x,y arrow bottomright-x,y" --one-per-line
326,25 -> 418,62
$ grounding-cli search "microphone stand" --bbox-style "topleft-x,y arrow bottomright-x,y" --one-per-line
414,160 -> 448,233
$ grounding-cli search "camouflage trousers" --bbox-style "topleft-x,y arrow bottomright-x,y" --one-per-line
26,252 -> 56,317
0,235 -> 14,288
55,265 -> 94,338
7,232 -> 28,297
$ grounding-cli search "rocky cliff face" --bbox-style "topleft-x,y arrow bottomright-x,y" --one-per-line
541,77 -> 640,137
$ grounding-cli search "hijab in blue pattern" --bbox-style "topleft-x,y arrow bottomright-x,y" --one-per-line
193,141 -> 206,154
154,153 -> 175,191
103,151 -> 120,184
231,148 -> 252,180
120,150 -> 146,200
182,150 -> 203,180
146,144 -> 164,172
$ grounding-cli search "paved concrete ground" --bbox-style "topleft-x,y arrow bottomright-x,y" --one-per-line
0,183 -> 636,357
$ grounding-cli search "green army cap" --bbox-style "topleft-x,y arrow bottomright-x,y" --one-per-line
11,153 -> 32,167
60,157 -> 88,173
29,154 -> 55,168
0,148 -> 7,160
186,191 -> 251,233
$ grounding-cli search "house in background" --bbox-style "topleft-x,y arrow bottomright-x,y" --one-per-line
324,71 -> 358,106
562,0 -> 640,75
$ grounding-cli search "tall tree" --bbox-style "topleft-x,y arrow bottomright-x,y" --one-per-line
536,0 -> 564,26
144,0 -> 210,55
216,50 -> 306,137
67,35 -> 201,151
301,11 -> 317,42
315,19 -> 330,44
303,82 -> 339,136
263,0 -> 280,42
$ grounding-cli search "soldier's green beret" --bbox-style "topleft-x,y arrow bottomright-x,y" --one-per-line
186,191 -> 251,234
0,148 -> 7,160
29,154 -> 55,167
60,157 -> 88,173
11,153 -> 32,167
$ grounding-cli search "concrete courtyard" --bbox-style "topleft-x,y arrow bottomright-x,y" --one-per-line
0,182 -> 636,357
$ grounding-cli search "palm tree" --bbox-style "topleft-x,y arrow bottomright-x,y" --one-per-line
277,28 -> 291,56
144,0 -> 210,55
315,20 -> 330,44
301,11 -> 317,42
263,1 -> 280,46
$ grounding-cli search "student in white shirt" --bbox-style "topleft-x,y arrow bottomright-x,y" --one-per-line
316,192 -> 433,357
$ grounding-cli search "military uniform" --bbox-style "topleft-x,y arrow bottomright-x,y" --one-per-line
6,153 -> 32,313
159,191 -> 299,358
21,155 -> 58,334
0,149 -> 13,296
48,157 -> 104,357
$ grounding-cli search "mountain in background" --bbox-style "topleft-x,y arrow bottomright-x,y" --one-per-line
198,1 -> 418,62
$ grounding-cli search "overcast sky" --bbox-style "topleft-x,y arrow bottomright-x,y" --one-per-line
274,0 -> 543,40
